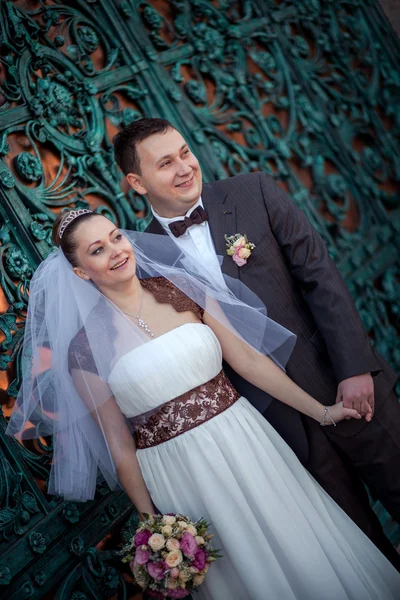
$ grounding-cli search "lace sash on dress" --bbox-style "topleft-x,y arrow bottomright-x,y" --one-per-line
132,370 -> 240,449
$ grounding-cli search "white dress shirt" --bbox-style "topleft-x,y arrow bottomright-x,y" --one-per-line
151,198 -> 226,287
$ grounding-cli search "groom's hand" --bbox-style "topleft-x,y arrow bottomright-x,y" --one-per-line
336,374 -> 374,421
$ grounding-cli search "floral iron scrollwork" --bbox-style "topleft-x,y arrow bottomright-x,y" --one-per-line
0,0 -> 398,596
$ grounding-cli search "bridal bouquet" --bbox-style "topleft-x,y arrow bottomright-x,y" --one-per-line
121,513 -> 220,598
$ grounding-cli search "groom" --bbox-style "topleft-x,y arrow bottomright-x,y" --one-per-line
113,118 -> 400,567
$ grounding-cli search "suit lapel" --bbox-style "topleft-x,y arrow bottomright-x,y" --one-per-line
147,186 -> 240,280
202,184 -> 239,279
146,217 -> 167,236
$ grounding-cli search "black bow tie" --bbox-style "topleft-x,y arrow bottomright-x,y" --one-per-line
168,206 -> 208,238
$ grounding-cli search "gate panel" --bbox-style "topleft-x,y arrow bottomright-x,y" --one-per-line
0,1 -> 398,597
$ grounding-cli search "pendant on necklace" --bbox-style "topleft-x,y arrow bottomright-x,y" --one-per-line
138,318 -> 154,338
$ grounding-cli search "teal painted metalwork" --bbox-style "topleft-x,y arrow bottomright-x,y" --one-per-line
0,1 -> 398,597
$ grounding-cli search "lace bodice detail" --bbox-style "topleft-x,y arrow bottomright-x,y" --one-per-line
140,276 -> 204,321
68,277 -> 204,374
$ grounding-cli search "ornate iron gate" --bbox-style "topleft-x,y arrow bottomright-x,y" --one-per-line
0,1 -> 399,598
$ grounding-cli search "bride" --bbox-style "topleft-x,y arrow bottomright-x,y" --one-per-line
8,210 -> 399,600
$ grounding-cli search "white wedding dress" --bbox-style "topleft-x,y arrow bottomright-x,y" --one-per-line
109,322 -> 399,600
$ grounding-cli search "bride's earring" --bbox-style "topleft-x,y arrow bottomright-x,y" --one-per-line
72,266 -> 90,281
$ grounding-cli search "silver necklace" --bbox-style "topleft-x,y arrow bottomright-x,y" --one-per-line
123,286 -> 154,338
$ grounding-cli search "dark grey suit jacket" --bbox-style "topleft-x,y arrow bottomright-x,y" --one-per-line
146,172 -> 398,461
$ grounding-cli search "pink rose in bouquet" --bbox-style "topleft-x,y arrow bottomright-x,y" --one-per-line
135,546 -> 150,565
147,560 -> 166,581
135,529 -> 152,546
169,567 -> 180,579
192,548 -> 207,571
120,514 -> 221,597
180,532 -> 197,557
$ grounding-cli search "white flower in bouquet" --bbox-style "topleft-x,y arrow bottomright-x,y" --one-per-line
161,525 -> 173,537
162,515 -> 176,526
169,567 -> 180,578
195,536 -> 205,546
193,574 -> 205,586
186,524 -> 197,536
165,549 -> 183,568
166,537 -> 180,551
167,577 -> 180,590
179,570 -> 190,582
148,533 -> 165,552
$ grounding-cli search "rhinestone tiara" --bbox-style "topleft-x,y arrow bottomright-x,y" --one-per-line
59,209 -> 92,239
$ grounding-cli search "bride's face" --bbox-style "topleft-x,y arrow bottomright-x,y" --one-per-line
72,215 -> 136,288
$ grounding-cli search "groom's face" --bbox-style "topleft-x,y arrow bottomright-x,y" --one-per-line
126,128 -> 202,218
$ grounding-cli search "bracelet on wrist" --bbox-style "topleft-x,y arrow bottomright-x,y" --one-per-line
320,406 -> 336,427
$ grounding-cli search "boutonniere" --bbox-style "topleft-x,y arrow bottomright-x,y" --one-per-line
225,234 -> 256,267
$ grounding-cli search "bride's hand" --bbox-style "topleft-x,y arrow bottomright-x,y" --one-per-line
320,401 -> 362,426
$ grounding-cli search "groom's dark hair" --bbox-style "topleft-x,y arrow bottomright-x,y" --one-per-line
113,117 -> 175,175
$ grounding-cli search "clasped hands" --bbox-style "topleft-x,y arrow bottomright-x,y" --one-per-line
336,373 -> 374,422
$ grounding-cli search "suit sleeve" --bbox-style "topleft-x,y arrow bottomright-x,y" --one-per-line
259,171 -> 381,382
